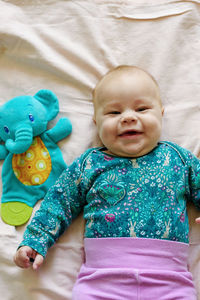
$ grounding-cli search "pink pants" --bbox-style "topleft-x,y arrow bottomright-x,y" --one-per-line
72,237 -> 196,300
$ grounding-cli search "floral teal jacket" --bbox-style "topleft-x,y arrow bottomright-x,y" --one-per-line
20,141 -> 200,257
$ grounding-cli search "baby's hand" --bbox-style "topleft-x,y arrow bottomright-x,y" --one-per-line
14,246 -> 44,270
195,217 -> 200,225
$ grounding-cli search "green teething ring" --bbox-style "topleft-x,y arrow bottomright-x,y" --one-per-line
1,202 -> 33,226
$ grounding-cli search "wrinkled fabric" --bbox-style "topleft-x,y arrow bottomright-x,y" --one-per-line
0,0 -> 200,299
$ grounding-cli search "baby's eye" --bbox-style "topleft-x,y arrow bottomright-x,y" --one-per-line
136,107 -> 149,112
108,111 -> 120,115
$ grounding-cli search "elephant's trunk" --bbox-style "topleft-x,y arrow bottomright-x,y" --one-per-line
5,125 -> 33,154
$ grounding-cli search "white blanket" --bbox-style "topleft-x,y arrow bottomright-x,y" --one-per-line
0,0 -> 200,299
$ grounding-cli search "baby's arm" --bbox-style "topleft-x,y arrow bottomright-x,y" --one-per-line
14,155 -> 85,269
14,246 -> 44,270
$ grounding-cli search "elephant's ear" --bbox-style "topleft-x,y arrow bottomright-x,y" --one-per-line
0,109 -> 3,142
34,89 -> 59,121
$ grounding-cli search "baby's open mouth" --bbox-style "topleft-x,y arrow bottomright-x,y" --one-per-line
119,130 -> 142,137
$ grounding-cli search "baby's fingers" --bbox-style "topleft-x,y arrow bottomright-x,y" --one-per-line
32,253 -> 44,270
14,246 -> 33,268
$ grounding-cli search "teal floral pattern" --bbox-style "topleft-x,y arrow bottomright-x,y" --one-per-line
98,174 -> 126,205
20,141 -> 200,257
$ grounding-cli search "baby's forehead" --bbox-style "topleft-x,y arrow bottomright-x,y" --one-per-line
98,69 -> 157,92
93,67 -> 162,109
97,71 -> 157,97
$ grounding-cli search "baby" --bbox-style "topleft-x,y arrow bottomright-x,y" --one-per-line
14,66 -> 200,299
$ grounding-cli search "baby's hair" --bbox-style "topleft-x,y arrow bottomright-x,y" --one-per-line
93,65 -> 161,103
112,65 -> 159,88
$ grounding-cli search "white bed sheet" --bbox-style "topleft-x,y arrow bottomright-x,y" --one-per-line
0,0 -> 200,299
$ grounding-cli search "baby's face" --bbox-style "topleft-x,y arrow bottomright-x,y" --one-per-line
93,71 -> 164,157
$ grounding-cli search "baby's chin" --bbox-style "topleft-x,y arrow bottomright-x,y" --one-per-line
105,144 -> 158,158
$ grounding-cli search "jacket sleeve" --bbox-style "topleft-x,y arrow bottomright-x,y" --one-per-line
186,150 -> 200,208
19,155 -> 86,257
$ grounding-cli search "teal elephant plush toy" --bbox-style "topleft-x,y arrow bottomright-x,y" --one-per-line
0,89 -> 72,226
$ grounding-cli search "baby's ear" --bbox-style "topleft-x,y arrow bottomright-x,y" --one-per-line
161,107 -> 165,116
93,116 -> 96,125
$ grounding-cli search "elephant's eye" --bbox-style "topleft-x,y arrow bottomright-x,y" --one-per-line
4,126 -> 10,134
29,114 -> 34,122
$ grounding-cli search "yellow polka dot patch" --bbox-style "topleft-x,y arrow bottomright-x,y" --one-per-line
12,137 -> 52,185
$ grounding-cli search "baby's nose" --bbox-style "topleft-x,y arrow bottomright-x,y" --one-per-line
121,111 -> 137,123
